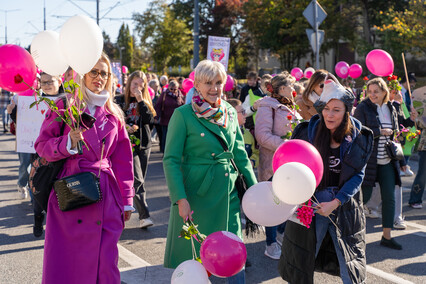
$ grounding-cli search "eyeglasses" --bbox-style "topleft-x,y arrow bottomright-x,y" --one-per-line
319,83 -> 324,88
169,88 -> 178,92
41,80 -> 55,86
88,69 -> 111,80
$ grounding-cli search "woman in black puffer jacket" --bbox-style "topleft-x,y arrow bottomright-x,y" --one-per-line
279,78 -> 373,284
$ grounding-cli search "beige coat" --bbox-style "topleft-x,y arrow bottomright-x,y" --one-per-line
296,96 -> 317,120
255,96 -> 302,181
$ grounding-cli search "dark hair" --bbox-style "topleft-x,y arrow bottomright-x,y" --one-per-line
247,71 -> 258,79
313,110 -> 353,189
400,72 -> 416,84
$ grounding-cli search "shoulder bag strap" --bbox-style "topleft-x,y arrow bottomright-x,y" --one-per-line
208,130 -> 240,174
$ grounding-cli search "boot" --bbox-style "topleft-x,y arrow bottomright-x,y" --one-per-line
33,214 -> 44,238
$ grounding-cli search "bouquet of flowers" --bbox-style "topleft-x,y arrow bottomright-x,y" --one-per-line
386,74 -> 401,91
179,215 -> 207,263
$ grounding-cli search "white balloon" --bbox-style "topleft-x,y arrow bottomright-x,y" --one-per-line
242,181 -> 297,227
59,15 -> 103,74
304,67 -> 315,77
30,31 -> 69,76
272,162 -> 316,205
171,260 -> 210,284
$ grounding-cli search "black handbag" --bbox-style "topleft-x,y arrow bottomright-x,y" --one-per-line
384,138 -> 404,161
53,138 -> 106,211
53,172 -> 101,211
377,115 -> 404,161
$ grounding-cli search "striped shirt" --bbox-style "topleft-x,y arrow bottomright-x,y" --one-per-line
376,103 -> 392,165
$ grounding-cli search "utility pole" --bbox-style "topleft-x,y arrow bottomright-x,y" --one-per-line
313,0 -> 319,69
96,0 -> 100,25
1,9 -> 20,44
44,0 -> 46,30
193,0 -> 199,68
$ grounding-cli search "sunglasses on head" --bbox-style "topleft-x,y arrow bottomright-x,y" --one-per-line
88,69 -> 111,80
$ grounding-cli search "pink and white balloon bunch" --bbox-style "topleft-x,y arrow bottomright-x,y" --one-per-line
242,140 -> 323,227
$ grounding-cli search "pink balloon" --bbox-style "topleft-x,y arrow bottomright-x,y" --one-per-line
304,67 -> 315,79
200,231 -> 246,278
335,61 -> 350,78
349,64 -> 363,79
224,75 -> 234,92
0,44 -> 37,93
365,49 -> 394,77
122,65 -> 129,74
189,71 -> 195,81
272,139 -> 323,187
148,86 -> 155,99
18,78 -> 38,96
182,78 -> 194,93
291,68 -> 303,81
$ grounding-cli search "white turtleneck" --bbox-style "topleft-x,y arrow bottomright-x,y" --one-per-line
85,88 -> 110,114
308,91 -> 320,104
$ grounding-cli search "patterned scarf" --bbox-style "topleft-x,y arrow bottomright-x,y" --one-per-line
271,92 -> 294,107
191,91 -> 228,128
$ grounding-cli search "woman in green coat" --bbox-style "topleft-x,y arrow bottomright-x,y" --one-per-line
163,60 -> 257,283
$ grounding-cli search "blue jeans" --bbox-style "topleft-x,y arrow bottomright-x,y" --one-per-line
265,222 -> 286,246
227,268 -> 245,284
409,151 -> 426,205
18,152 -> 31,188
0,107 -> 9,129
315,215 -> 351,284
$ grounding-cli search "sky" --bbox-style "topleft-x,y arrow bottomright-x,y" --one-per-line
0,0 -> 150,47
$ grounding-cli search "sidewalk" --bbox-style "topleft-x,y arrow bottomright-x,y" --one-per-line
0,132 -> 173,283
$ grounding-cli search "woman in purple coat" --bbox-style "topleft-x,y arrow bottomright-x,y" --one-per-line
35,53 -> 134,283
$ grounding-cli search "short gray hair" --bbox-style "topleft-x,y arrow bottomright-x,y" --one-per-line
148,79 -> 159,88
194,60 -> 227,84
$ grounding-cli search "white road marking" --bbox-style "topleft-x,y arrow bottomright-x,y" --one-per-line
366,265 -> 414,284
118,244 -> 151,268
405,221 -> 426,232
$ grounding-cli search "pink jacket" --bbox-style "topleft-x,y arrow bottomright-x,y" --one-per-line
255,96 -> 301,181
35,100 -> 134,283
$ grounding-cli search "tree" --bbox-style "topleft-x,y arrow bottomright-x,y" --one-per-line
103,31 -> 116,60
117,23 -> 134,70
133,0 -> 193,72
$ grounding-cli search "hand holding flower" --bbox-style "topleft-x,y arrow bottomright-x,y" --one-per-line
70,128 -> 84,149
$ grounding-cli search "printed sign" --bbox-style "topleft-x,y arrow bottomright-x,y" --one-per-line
111,61 -> 123,93
207,36 -> 231,71
16,96 -> 49,153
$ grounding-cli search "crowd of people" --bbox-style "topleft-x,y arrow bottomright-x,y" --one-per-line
0,55 -> 424,283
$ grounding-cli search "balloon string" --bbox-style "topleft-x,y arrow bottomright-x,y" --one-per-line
310,195 -> 340,231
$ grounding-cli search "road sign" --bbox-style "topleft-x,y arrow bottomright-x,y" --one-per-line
306,29 -> 324,53
303,0 -> 327,29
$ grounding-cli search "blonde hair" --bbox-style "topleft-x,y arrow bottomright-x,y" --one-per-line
367,77 -> 390,104
194,60 -> 227,85
124,71 -> 156,116
80,52 -> 125,127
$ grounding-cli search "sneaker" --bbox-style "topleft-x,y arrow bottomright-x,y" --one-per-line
276,232 -> 284,246
17,186 -> 28,199
399,170 -> 406,177
140,217 -> 154,229
380,236 -> 402,250
410,203 -> 423,209
403,166 -> 414,177
264,242 -> 281,260
394,218 -> 407,230
364,207 -> 381,219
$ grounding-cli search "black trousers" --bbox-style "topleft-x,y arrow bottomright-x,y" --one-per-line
133,147 -> 151,220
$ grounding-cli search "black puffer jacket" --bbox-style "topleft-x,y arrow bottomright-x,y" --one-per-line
353,98 -> 405,187
278,115 -> 373,284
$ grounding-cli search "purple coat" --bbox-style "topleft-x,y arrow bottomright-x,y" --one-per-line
35,101 -> 134,284
154,90 -> 185,126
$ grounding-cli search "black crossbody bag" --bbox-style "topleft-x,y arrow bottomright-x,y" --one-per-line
53,139 -> 105,211
377,116 -> 404,161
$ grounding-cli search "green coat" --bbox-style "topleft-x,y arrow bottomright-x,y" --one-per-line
163,102 -> 257,268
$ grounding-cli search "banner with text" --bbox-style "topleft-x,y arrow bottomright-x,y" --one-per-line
16,96 -> 49,153
207,36 -> 231,71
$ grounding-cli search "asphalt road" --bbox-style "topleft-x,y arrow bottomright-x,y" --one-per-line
0,131 -> 425,284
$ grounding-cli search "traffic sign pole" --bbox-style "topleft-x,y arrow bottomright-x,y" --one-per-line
314,1 -> 319,69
